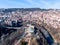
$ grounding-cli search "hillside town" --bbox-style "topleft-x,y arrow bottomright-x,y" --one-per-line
0,8 -> 60,45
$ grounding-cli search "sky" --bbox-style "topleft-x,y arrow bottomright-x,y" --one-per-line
0,0 -> 60,9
